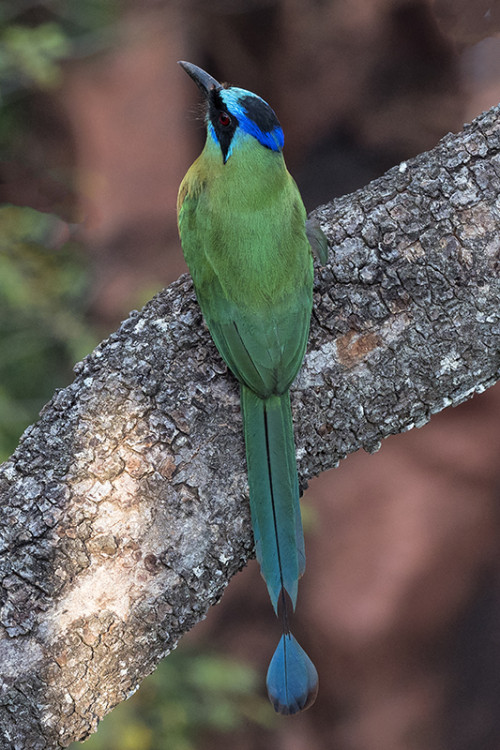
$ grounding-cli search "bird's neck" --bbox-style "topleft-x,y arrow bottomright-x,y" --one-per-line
200,131 -> 289,206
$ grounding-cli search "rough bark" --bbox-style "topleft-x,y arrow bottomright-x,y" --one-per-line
2,102 -> 500,748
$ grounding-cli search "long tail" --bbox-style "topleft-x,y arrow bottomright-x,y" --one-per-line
241,385 -> 318,714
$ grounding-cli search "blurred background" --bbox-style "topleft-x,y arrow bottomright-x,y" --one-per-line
2,0 -> 500,748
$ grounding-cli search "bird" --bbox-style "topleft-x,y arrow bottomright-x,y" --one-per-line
176,61 -> 327,715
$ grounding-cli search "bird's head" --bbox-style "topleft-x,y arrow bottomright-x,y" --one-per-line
178,61 -> 284,165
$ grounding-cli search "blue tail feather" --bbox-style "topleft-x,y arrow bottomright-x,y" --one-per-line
241,384 -> 317,713
266,633 -> 319,715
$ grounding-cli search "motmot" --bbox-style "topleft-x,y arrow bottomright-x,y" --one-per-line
177,61 -> 327,714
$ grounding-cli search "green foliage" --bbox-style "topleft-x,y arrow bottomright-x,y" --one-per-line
0,205 -> 96,460
0,3 -> 126,463
0,1 -> 119,98
73,648 -> 273,750
0,21 -> 70,92
0,1 -> 120,151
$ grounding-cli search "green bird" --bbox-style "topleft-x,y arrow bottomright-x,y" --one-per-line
177,61 -> 326,714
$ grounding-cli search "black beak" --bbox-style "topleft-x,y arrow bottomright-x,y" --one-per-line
178,61 -> 221,97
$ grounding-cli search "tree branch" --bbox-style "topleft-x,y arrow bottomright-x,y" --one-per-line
2,102 -> 500,748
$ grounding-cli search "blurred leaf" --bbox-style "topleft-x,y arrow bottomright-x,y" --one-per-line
0,22 -> 70,92
0,1 -> 120,148
300,493 -> 319,533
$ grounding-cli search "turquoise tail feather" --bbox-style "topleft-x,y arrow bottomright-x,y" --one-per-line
266,633 -> 319,715
241,385 -> 305,611
241,385 -> 317,713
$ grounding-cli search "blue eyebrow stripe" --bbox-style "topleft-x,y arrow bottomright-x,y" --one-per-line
220,87 -> 285,152
241,118 -> 284,151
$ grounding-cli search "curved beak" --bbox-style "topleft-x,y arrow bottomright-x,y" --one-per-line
178,61 -> 221,97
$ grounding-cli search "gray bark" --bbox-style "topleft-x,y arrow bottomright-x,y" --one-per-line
2,102 -> 500,748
